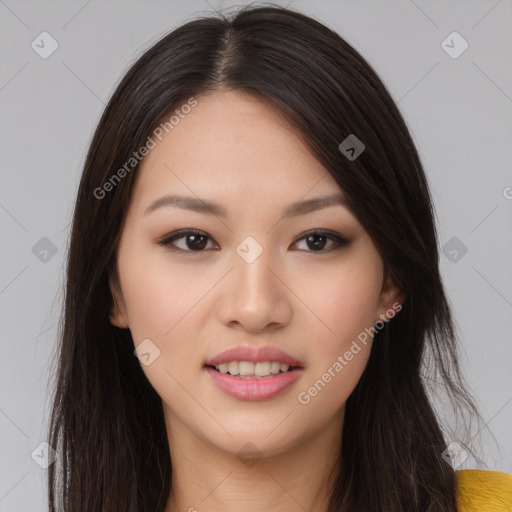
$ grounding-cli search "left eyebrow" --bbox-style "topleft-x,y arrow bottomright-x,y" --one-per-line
144,194 -> 228,217
282,193 -> 347,218
143,193 -> 347,218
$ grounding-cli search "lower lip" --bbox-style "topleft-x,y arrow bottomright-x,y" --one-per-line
204,367 -> 304,401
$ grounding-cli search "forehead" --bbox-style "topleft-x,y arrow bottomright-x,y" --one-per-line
129,90 -> 343,215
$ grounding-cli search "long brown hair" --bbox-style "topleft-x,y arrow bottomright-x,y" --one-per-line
47,4 -> 480,511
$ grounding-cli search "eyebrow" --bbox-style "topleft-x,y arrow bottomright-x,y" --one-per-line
143,193 -> 347,219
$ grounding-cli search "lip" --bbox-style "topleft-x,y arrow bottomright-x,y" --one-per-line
204,345 -> 304,367
204,366 -> 304,401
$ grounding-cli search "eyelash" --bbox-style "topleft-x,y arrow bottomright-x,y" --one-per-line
157,229 -> 350,255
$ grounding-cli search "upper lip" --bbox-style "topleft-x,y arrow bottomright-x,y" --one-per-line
205,346 -> 304,367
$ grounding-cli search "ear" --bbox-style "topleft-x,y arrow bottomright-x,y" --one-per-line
376,270 -> 405,323
108,272 -> 129,329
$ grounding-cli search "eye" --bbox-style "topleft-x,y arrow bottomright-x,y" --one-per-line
157,229 -> 219,254
291,229 -> 350,252
157,229 -> 350,254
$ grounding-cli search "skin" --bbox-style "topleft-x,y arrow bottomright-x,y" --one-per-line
109,89 -> 403,512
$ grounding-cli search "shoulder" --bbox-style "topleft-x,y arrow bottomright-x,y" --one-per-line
456,469 -> 512,512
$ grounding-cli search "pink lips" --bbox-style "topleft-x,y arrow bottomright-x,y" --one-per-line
203,345 -> 305,401
204,367 -> 303,401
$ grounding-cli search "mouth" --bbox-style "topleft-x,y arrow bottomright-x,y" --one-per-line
203,361 -> 304,402
203,345 -> 305,401
204,361 -> 302,379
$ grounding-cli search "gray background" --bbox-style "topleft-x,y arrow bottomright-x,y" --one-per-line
1,0 -> 511,510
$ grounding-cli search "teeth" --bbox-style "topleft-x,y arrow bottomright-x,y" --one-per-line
214,361 -> 293,377
239,361 -> 255,376
255,362 -> 269,376
270,362 -> 281,374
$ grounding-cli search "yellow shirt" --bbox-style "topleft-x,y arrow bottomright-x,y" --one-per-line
456,470 -> 512,512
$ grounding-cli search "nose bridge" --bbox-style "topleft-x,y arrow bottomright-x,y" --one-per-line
217,235 -> 292,331
234,236 -> 279,303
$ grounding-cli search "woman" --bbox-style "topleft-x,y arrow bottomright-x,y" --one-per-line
47,4 -> 512,511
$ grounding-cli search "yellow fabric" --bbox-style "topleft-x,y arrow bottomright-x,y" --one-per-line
456,469 -> 512,512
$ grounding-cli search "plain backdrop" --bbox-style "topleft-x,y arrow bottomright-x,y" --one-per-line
1,0 -> 511,510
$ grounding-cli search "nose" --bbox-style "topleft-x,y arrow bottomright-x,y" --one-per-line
216,245 -> 293,334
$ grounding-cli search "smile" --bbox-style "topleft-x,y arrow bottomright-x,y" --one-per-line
208,360 -> 297,377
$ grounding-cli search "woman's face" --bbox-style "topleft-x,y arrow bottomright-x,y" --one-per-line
110,90 -> 401,458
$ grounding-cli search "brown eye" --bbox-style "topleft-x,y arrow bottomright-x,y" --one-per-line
185,233 -> 208,250
158,230 -> 218,253
292,230 -> 350,252
305,233 -> 329,250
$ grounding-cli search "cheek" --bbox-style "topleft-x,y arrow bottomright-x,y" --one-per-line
118,245 -> 202,341
116,248 -> 207,407
292,254 -> 382,408
294,270 -> 377,413
293,255 -> 383,346
117,244 -> 221,393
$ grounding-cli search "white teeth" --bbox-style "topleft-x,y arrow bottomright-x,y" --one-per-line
213,361 -> 294,377
239,361 -> 255,376
270,362 -> 281,374
218,363 -> 229,374
254,362 -> 270,376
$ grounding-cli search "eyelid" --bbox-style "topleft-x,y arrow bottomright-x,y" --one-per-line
157,228 -> 350,254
